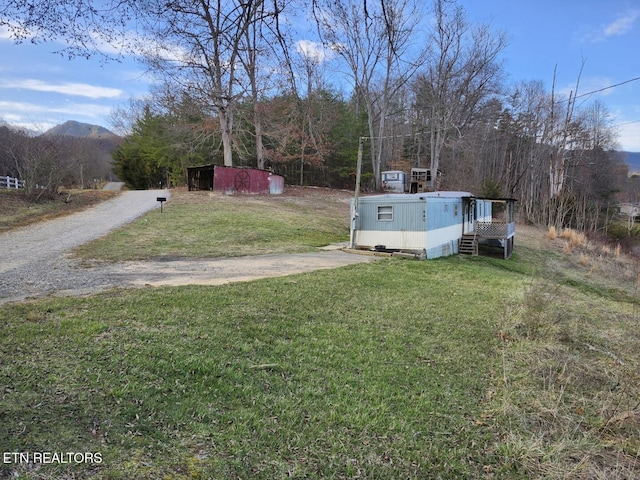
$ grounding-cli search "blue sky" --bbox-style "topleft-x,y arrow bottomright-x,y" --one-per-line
463,0 -> 640,151
0,0 -> 639,151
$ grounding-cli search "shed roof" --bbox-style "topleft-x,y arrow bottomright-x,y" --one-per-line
187,164 -> 215,171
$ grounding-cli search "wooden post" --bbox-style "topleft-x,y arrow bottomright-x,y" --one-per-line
350,137 -> 364,249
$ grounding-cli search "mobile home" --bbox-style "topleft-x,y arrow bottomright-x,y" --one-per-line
381,168 -> 440,194
350,192 -> 515,259
381,170 -> 408,193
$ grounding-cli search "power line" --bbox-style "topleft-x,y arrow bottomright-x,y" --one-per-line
615,120 -> 640,127
568,76 -> 640,101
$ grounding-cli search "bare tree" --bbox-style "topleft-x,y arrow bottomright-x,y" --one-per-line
414,0 -> 506,190
139,0 -> 271,168
565,101 -> 622,231
504,80 -> 553,223
291,41 -> 333,183
4,134 -> 78,198
107,97 -> 151,137
0,1 -> 131,58
580,99 -> 617,151
542,62 -> 589,227
313,0 -> 428,189
1,0 -> 291,168
238,0 -> 296,170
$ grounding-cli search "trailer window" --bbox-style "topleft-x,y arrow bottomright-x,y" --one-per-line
377,205 -> 393,221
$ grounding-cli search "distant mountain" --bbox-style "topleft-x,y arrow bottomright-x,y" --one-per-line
43,120 -> 118,139
0,120 -> 40,137
623,151 -> 640,173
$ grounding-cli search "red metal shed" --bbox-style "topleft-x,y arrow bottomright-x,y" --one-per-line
213,166 -> 284,194
187,165 -> 214,191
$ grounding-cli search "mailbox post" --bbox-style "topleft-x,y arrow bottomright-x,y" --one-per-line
157,196 -> 167,213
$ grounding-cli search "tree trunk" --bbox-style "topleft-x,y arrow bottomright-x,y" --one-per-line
219,108 -> 234,167
255,117 -> 265,169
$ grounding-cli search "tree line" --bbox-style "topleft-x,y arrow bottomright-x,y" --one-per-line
0,126 -> 117,198
0,0 -> 631,233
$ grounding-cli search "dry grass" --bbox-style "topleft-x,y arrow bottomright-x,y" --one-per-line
533,224 -> 639,294
579,252 -> 590,266
560,228 -> 589,248
497,283 -> 640,477
0,188 -> 118,233
495,226 -> 640,479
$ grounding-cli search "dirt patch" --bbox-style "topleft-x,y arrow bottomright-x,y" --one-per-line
95,249 -> 376,290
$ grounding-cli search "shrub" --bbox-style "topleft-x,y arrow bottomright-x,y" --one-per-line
560,228 -> 587,248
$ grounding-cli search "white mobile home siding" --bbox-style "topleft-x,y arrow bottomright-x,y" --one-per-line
381,170 -> 408,193
351,192 -> 474,259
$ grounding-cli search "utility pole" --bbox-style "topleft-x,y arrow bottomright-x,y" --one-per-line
350,137 -> 365,248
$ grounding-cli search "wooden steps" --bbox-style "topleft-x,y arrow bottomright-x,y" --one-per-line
459,233 -> 478,255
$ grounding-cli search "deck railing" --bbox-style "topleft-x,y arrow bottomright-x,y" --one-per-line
475,221 -> 515,238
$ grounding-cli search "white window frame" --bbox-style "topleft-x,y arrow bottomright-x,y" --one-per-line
377,205 -> 393,221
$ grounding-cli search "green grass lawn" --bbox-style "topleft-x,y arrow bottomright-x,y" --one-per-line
73,191 -> 351,261
2,190 -> 640,479
2,258 -> 518,479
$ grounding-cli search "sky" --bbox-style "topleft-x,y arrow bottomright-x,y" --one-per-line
0,0 -> 639,151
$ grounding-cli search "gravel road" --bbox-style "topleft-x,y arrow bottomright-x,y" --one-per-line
0,189 -> 169,303
0,188 -> 378,304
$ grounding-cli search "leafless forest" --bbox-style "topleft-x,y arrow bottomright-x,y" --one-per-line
1,0 -> 637,234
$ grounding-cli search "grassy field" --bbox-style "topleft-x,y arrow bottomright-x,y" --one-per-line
73,187 -> 352,261
1,189 -> 640,479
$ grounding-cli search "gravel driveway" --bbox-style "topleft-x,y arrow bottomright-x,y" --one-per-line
0,189 -> 378,304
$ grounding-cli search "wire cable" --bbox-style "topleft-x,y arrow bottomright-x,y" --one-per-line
570,76 -> 640,100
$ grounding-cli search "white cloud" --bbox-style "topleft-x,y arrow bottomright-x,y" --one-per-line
0,79 -> 122,99
86,29 -> 154,58
579,9 -> 640,43
617,121 -> 640,152
604,10 -> 640,37
296,40 -> 333,63
0,101 -> 43,113
0,100 -> 114,127
0,26 -> 11,40
47,102 -> 114,118
0,23 -> 35,41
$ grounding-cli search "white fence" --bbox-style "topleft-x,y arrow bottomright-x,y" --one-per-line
0,175 -> 25,189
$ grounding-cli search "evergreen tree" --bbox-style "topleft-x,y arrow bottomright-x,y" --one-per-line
112,108 -> 170,189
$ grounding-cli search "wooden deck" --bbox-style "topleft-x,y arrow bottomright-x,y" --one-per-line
476,221 -> 516,238
459,221 -> 516,259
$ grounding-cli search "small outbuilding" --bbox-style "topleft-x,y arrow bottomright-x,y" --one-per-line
350,192 -> 516,259
187,165 -> 284,194
187,165 -> 215,191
